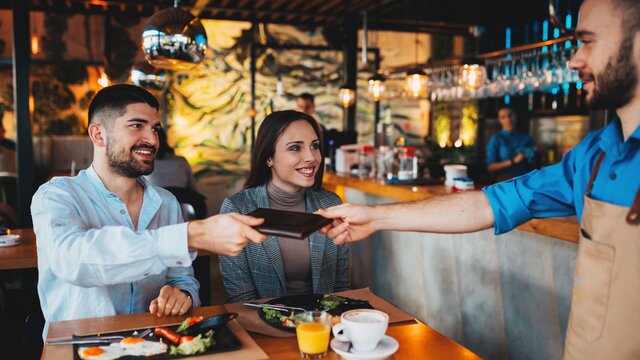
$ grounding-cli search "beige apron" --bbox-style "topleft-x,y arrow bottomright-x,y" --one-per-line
564,152 -> 640,360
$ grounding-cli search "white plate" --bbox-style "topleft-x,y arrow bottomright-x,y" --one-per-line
0,234 -> 20,247
330,335 -> 399,360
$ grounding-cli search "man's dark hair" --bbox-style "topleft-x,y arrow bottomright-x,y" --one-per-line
297,93 -> 315,104
88,84 -> 159,126
613,0 -> 640,35
244,110 -> 324,191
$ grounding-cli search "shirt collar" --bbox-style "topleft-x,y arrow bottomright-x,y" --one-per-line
86,165 -> 153,199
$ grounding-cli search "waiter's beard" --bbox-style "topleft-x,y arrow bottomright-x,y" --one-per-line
585,34 -> 638,110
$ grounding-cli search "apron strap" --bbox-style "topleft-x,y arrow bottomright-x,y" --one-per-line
627,186 -> 640,225
586,152 -> 606,195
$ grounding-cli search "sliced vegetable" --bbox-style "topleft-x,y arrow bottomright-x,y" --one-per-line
176,316 -> 204,334
169,330 -> 215,355
180,336 -> 195,345
154,327 -> 182,344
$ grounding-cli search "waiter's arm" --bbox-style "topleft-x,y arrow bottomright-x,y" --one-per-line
319,191 -> 494,244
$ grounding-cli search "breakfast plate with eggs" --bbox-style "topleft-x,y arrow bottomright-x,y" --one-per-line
73,314 -> 240,359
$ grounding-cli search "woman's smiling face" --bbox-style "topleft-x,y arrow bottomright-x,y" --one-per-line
268,119 -> 321,193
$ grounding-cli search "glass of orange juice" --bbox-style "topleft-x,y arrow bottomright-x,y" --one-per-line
294,310 -> 333,359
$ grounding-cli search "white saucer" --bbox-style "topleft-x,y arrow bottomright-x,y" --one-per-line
0,234 -> 20,247
330,335 -> 399,360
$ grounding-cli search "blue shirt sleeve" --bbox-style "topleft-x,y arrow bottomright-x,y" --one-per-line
486,134 -> 500,165
483,144 -> 579,234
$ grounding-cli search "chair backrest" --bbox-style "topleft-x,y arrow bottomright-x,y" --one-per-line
180,203 -> 197,221
23,311 -> 45,359
165,187 -> 208,220
0,175 -> 17,210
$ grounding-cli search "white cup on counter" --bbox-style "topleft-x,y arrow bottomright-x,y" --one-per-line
444,164 -> 467,187
332,309 -> 389,352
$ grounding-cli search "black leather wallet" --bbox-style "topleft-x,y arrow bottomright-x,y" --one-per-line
247,208 -> 333,239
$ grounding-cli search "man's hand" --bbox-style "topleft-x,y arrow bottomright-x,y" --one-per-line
188,213 -> 267,256
513,153 -> 525,164
316,204 -> 378,244
149,285 -> 192,317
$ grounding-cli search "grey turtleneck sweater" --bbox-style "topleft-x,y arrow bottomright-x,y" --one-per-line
266,181 -> 313,295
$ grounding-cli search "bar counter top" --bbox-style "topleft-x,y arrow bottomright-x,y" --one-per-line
322,172 -> 580,243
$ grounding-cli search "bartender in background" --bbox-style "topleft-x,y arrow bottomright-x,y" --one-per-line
296,93 -> 327,133
486,107 -> 536,181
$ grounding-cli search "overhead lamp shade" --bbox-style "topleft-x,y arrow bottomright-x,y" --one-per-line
130,61 -> 168,90
367,73 -> 386,102
458,62 -> 486,90
405,69 -> 427,98
339,87 -> 356,108
142,7 -> 208,70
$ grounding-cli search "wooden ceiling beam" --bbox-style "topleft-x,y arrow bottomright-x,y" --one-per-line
317,0 -> 342,14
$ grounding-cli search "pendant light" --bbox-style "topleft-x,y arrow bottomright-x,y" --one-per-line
30,12 -> 40,55
339,86 -> 356,108
458,58 -> 486,91
367,26 -> 386,102
367,73 -> 386,102
405,32 -> 427,98
142,0 -> 208,70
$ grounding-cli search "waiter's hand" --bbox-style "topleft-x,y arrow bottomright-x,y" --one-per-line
316,204 -> 378,244
149,285 -> 192,317
188,213 -> 267,256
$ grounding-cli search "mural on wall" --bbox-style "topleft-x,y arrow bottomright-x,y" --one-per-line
167,20 -> 376,175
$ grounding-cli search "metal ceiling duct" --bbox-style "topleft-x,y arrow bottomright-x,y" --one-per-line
141,7 -> 208,70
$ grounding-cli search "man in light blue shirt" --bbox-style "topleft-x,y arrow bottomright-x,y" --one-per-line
32,85 -> 267,334
319,0 -> 639,357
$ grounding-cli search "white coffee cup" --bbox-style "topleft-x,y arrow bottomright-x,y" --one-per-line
332,309 -> 389,352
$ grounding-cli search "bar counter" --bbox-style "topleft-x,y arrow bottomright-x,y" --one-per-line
323,172 -> 579,243
322,172 -> 579,360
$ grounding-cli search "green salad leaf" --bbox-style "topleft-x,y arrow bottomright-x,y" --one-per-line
320,294 -> 345,311
169,330 -> 215,356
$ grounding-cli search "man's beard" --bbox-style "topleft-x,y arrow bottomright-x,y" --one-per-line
585,35 -> 638,110
106,141 -> 155,178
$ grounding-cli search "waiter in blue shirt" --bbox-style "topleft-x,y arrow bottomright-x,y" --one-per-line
318,0 -> 639,358
32,85 -> 267,335
486,107 -> 536,181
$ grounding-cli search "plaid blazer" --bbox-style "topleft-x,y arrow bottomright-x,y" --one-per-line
219,185 -> 351,302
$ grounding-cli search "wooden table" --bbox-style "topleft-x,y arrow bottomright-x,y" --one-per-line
0,228 -> 37,270
43,305 -> 481,359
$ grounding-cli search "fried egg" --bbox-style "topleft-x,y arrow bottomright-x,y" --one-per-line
77,345 -> 124,360
77,338 -> 167,359
118,337 -> 168,356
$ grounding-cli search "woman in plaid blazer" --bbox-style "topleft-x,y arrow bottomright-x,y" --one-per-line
219,110 -> 350,302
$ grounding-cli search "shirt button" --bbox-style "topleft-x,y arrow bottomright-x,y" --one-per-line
176,261 -> 183,266
120,209 -> 126,214
143,273 -> 149,277
610,173 -> 617,180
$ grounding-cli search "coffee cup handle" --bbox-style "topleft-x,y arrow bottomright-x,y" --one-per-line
332,323 -> 350,342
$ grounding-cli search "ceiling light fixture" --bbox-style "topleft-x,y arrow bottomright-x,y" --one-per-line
141,0 -> 208,70
405,32 -> 427,98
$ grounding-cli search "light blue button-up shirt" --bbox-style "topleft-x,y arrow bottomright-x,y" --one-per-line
483,117 -> 640,234
32,166 -> 200,334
